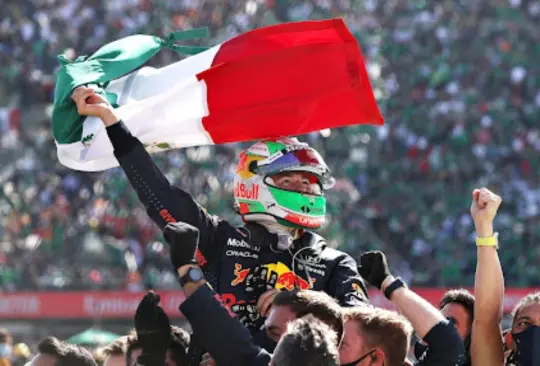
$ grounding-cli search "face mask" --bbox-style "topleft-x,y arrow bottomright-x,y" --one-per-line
341,349 -> 376,366
512,325 -> 540,366
0,343 -> 12,358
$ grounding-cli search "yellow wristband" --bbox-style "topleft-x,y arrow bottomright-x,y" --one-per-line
476,232 -> 499,248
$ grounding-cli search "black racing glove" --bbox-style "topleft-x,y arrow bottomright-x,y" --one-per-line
134,292 -> 171,364
163,222 -> 200,270
245,265 -> 273,293
358,251 -> 392,290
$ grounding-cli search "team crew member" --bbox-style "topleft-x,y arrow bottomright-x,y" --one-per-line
359,251 -> 465,365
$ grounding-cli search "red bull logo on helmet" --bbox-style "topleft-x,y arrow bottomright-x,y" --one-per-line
234,182 -> 260,200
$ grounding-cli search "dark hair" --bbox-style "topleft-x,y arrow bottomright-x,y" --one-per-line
439,289 -> 475,322
101,336 -> 126,357
0,329 -> 12,344
125,331 -> 142,366
101,335 -> 134,356
511,292 -> 540,323
272,314 -> 339,366
344,307 -> 412,366
126,326 -> 190,365
273,290 -> 344,343
37,337 -> 97,366
504,292 -> 540,365
169,325 -> 190,365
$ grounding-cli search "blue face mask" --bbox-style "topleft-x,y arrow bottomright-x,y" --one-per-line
0,343 -> 11,358
513,325 -> 540,366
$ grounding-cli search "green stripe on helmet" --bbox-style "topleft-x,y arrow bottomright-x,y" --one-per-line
268,186 -> 326,217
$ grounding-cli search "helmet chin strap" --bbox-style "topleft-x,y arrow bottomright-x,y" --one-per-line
258,221 -> 300,250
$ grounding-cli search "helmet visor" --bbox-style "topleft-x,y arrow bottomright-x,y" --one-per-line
253,147 -> 335,189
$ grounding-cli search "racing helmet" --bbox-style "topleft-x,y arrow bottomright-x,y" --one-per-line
233,138 -> 335,229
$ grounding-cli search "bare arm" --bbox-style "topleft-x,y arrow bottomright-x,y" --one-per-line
470,188 -> 505,366
383,276 -> 445,338
359,251 -> 463,364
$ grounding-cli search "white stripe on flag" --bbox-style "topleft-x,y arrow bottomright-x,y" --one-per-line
57,45 -> 221,171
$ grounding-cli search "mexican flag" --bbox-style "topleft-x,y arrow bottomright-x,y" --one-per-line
52,19 -> 383,171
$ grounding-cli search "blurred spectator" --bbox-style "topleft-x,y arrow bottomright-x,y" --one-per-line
11,343 -> 32,366
0,329 -> 12,364
1,0 -> 540,291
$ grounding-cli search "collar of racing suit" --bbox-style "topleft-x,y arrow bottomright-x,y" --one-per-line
244,222 -> 328,291
259,221 -> 298,250
244,222 -> 326,255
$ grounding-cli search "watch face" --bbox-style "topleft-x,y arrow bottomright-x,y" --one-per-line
189,268 -> 204,282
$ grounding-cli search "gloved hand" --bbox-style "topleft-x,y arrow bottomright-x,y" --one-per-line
245,265 -> 273,293
134,291 -> 171,362
164,222 -> 200,270
358,251 -> 392,290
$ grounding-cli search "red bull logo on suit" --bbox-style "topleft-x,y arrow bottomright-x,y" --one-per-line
263,262 -> 315,291
230,262 -> 315,290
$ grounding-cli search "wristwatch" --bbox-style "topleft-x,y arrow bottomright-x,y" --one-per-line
383,277 -> 407,300
179,267 -> 204,286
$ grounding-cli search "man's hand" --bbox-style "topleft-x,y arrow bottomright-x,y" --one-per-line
71,86 -> 118,126
134,292 -> 171,356
257,289 -> 279,318
200,353 -> 217,366
164,222 -> 200,270
470,187 -> 502,237
358,251 -> 392,290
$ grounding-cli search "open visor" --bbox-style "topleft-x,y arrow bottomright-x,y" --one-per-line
251,147 -> 335,189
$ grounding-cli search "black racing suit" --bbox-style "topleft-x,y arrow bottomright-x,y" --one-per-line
106,122 -> 369,360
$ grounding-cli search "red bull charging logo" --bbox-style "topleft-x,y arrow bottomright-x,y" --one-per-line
264,262 -> 315,291
231,262 -> 315,290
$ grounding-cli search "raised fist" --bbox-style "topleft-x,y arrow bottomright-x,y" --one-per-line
163,222 -> 200,269
71,86 -> 117,125
134,292 -> 171,355
358,251 -> 392,290
470,188 -> 502,236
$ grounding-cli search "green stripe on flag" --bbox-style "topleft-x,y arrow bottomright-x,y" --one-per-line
52,28 -> 210,145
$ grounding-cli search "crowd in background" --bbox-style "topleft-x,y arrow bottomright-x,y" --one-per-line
1,0 -> 540,291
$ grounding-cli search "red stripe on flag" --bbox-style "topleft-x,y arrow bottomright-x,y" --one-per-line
197,19 -> 383,144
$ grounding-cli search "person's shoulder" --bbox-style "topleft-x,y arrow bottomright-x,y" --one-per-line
220,222 -> 254,242
319,245 -> 354,261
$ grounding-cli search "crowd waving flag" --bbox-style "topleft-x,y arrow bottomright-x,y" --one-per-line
52,18 -> 384,171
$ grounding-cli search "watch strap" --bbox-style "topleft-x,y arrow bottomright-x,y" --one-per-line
180,267 -> 203,286
384,277 -> 406,300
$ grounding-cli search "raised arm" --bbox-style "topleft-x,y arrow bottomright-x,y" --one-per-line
72,86 -> 224,265
359,251 -> 464,365
469,188 -> 505,366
